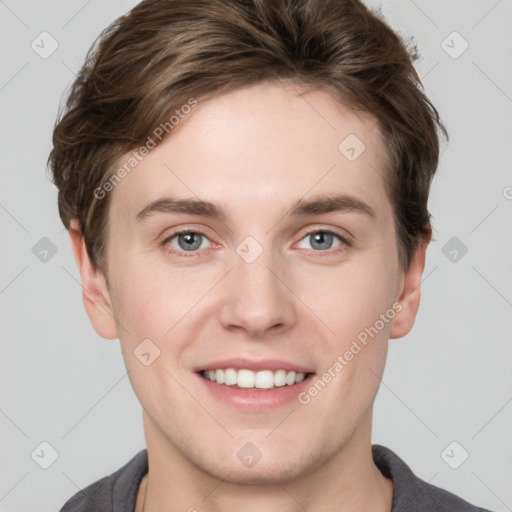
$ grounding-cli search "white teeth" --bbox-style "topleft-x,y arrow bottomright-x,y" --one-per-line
274,369 -> 287,387
285,370 -> 296,385
224,368 -> 237,385
255,370 -> 274,389
237,369 -> 255,388
202,368 -> 309,389
215,369 -> 225,384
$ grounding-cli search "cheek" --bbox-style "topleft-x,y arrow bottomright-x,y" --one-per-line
109,259 -> 218,342
302,253 -> 399,343
298,248 -> 399,412
301,262 -> 395,430
108,263 -> 196,414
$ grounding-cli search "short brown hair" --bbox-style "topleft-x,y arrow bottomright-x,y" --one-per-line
48,0 -> 448,276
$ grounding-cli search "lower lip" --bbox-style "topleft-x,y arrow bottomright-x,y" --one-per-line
195,372 -> 315,410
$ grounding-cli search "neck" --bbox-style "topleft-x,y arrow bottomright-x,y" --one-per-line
138,410 -> 393,512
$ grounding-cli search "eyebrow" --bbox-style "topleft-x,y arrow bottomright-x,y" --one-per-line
135,193 -> 376,222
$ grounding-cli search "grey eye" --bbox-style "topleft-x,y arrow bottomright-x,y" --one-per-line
309,231 -> 334,250
297,231 -> 343,251
177,232 -> 204,251
164,231 -> 209,252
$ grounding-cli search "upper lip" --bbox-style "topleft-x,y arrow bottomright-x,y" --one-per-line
194,358 -> 314,374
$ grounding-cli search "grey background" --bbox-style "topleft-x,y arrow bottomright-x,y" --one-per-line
0,1 -> 511,511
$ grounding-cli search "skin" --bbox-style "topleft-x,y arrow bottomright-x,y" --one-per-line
69,80 -> 428,512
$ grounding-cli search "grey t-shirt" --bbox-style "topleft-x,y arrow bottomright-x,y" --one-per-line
59,444 -> 493,511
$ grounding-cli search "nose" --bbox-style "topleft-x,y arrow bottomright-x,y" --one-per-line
219,244 -> 298,339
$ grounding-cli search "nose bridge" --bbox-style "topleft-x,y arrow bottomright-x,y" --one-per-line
219,236 -> 297,337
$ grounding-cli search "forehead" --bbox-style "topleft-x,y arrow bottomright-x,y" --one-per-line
109,81 -> 392,224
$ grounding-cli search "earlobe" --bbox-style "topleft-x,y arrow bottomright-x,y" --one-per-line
389,236 -> 430,339
68,219 -> 118,340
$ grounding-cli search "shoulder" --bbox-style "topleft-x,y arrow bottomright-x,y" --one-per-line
59,449 -> 148,512
372,445 -> 494,512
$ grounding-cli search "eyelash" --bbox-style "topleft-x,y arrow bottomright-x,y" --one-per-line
161,228 -> 351,258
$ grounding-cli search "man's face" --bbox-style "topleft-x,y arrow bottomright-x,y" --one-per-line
86,81 -> 415,483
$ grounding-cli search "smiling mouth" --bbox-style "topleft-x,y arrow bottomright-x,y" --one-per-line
199,368 -> 312,390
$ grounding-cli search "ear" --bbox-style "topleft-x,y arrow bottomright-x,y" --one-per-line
389,234 -> 430,339
68,219 -> 118,340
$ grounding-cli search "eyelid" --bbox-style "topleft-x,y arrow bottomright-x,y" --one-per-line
298,226 -> 351,242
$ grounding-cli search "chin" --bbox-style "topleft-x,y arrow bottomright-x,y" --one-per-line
188,441 -> 326,486
200,459 -> 306,485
